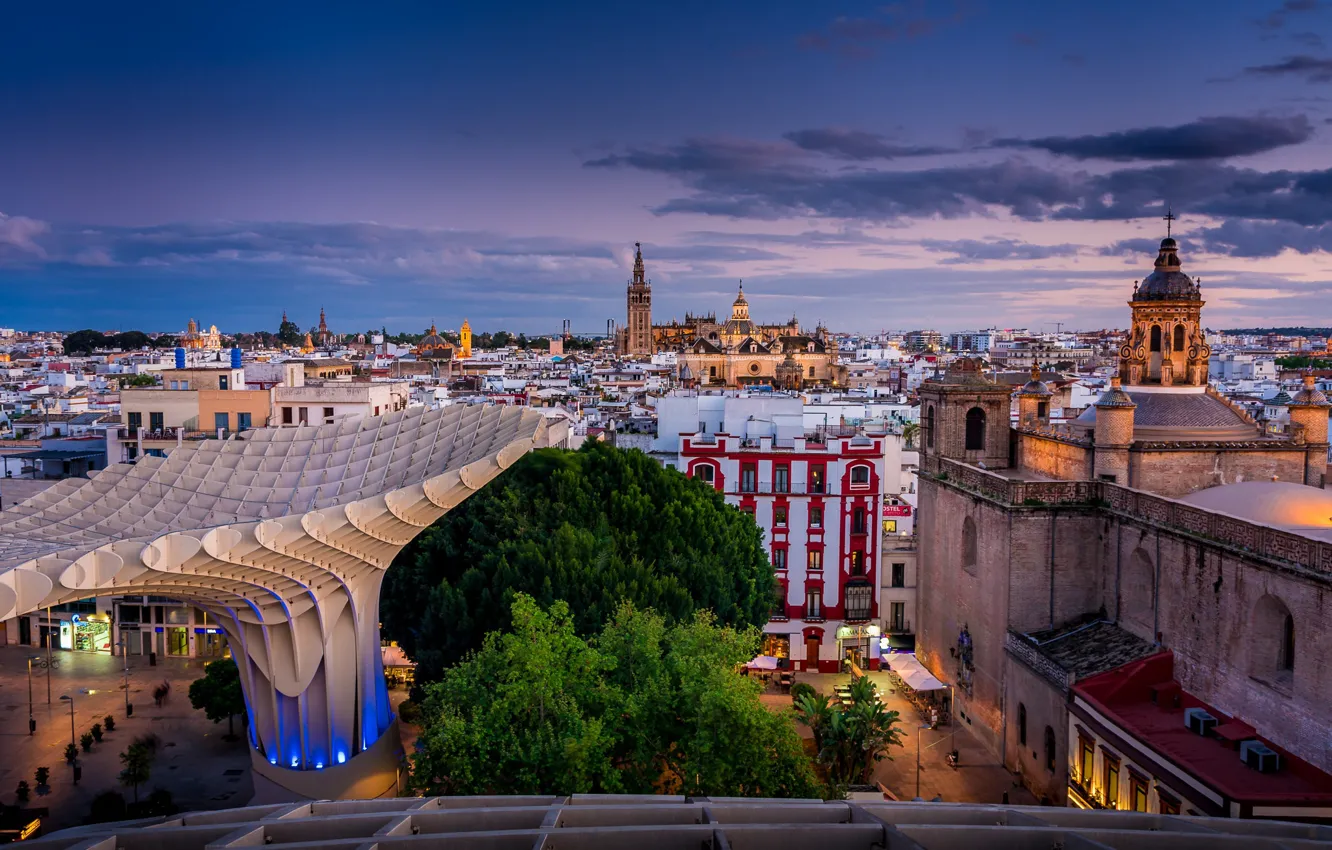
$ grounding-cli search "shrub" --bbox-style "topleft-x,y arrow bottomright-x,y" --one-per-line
15,780 -> 30,804
144,788 -> 176,816
91,722 -> 103,742
80,732 -> 94,752
34,767 -> 49,787
64,743 -> 78,764
396,699 -> 421,725
103,714 -> 116,732
131,732 -> 161,754
789,682 -> 817,705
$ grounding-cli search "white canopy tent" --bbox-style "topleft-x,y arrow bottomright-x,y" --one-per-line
885,653 -> 946,691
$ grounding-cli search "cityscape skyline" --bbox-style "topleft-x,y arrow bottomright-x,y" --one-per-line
4,1 -> 1332,332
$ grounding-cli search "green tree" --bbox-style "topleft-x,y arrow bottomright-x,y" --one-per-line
901,421 -> 920,450
62,329 -> 108,355
111,331 -> 150,350
795,675 -> 903,796
151,334 -> 178,349
118,744 -> 152,803
188,659 -> 247,739
410,595 -> 820,799
382,442 -> 776,684
277,317 -> 303,346
119,373 -> 158,388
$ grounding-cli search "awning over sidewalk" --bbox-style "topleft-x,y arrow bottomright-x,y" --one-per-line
884,652 -> 946,691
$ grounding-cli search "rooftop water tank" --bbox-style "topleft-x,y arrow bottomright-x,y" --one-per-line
174,347 -> 186,369
231,347 -> 242,369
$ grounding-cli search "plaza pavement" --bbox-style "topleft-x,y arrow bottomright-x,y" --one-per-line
0,644 -> 251,834
769,670 -> 1039,806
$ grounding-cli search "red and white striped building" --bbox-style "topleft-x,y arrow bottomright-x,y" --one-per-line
677,429 -> 885,672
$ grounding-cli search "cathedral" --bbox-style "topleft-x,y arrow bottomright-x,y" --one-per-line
180,318 -> 222,349
916,235 -> 1332,809
616,242 -> 842,388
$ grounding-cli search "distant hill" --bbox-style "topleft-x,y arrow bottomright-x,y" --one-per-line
1221,327 -> 1332,336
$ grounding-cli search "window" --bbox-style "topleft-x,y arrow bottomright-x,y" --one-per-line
962,516 -> 978,575
298,407 -> 309,425
965,406 -> 985,451
1282,613 -> 1295,671
693,464 -> 715,484
775,506 -> 787,526
850,465 -> 870,486
1158,791 -> 1179,816
891,563 -> 905,588
238,412 -> 252,431
219,375 -> 229,390
1252,594 -> 1296,685
149,412 -> 164,433
805,589 -> 823,619
1037,400 -> 1049,419
1173,324 -> 1185,351
324,406 -> 334,423
849,551 -> 865,575
775,465 -> 790,493
741,464 -> 757,493
809,465 -> 826,493
282,406 -> 293,425
1150,325 -> 1162,352
889,602 -> 905,632
773,548 -> 787,569
1104,755 -> 1120,809
852,507 -> 867,534
882,519 -> 897,534
1130,773 -> 1149,812
127,412 -> 142,432
709,366 -> 717,378
214,412 -> 229,431
807,549 -> 823,570
1044,726 -> 1057,772
844,582 -> 872,622
1018,704 -> 1027,746
374,405 -> 380,416
1080,736 -> 1095,786
742,505 -> 755,518
808,366 -> 815,378
810,506 -> 823,528
925,405 -> 935,450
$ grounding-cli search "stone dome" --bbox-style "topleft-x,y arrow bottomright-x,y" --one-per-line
1073,386 -> 1260,441
1180,480 -> 1332,540
1134,238 -> 1200,302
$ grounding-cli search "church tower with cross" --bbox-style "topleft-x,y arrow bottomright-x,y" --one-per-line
624,242 -> 653,355
1118,210 -> 1210,387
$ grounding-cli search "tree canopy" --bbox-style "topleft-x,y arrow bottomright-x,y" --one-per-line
382,442 -> 776,684
188,658 -> 247,739
277,318 -> 303,346
411,594 -> 820,798
794,675 -> 903,795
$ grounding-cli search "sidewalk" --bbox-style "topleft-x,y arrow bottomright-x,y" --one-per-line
0,645 -> 252,834
774,670 -> 1037,806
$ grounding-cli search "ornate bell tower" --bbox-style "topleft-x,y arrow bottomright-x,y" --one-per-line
625,243 -> 652,355
1119,216 -> 1210,387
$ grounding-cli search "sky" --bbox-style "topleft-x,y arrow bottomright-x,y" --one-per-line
3,1 -> 1332,335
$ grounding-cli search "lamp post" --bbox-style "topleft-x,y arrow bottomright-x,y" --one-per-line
59,694 -> 75,749
45,605 -> 54,704
119,634 -> 133,716
26,657 -> 37,735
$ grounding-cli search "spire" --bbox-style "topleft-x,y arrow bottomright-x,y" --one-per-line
1163,205 -> 1175,239
632,242 -> 646,286
319,307 -> 328,332
1030,362 -> 1041,383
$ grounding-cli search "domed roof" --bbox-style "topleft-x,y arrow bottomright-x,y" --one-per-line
1291,374 -> 1330,407
1073,386 -> 1260,441
1134,238 -> 1200,302
1018,364 -> 1052,397
1179,480 -> 1332,540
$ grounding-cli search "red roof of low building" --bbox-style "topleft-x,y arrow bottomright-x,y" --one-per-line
1073,652 -> 1332,805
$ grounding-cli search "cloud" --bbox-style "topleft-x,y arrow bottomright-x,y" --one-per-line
1196,219 -> 1332,257
1099,238 -> 1168,258
1255,0 -> 1323,30
797,1 -> 972,58
992,115 -> 1313,161
782,128 -> 952,160
919,238 -> 1082,264
1243,55 -> 1332,82
1290,31 -> 1326,48
0,212 -> 50,257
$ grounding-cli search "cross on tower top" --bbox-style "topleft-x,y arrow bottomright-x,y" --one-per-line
1163,206 -> 1176,238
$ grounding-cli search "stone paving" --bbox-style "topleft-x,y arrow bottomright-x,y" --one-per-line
0,644 -> 251,834
767,670 -> 1039,806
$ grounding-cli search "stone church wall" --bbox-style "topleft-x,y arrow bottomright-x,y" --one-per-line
1001,650 -> 1071,805
1128,447 -> 1307,498
1015,432 -> 1093,481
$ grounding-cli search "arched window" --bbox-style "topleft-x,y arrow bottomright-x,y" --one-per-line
1173,324 -> 1186,351
693,464 -> 715,484
925,405 -> 936,450
962,516 -> 978,575
1044,726 -> 1057,772
1150,325 -> 1162,352
1018,704 -> 1028,746
1251,594 -> 1295,686
851,465 -> 870,485
965,406 -> 985,451
1122,548 -> 1155,639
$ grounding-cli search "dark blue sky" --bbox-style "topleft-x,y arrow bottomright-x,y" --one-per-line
3,1 -> 1332,334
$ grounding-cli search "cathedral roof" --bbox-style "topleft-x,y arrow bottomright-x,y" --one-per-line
1180,481 -> 1332,540
1134,237 -> 1201,302
1074,387 -> 1261,441
1018,364 -> 1053,397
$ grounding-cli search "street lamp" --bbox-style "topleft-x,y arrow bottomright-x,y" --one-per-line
26,657 -> 38,735
59,694 -> 75,750
119,634 -> 133,716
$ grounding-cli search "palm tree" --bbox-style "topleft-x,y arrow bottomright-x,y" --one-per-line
795,676 -> 903,794
119,744 -> 152,804
901,422 -> 920,450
